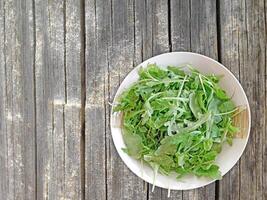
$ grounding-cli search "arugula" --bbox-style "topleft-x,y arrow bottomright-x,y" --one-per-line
114,64 -> 238,180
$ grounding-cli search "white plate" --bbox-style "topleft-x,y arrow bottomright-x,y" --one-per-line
110,52 -> 251,190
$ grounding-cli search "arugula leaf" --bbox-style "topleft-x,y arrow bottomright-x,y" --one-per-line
194,165 -> 222,180
114,64 -> 238,181
189,92 -> 202,118
122,129 -> 144,159
219,100 -> 235,113
177,113 -> 211,134
215,87 -> 229,100
167,66 -> 186,76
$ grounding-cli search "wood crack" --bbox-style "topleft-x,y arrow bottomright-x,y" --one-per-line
31,0 -> 37,198
215,0 -> 221,199
80,0 -> 86,199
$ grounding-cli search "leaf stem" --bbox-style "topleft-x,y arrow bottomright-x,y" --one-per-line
214,107 -> 239,116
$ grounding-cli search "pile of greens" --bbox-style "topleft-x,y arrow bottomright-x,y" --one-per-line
113,64 -> 239,180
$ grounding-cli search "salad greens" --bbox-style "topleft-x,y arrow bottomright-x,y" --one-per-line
113,64 -> 239,180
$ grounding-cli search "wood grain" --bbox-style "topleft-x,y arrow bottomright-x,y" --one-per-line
65,0 -> 83,199
219,0 -> 266,199
35,0 -> 82,199
85,0 -> 107,199
0,0 -> 36,199
0,0 -> 7,198
35,0 -> 65,198
0,0 -> 266,199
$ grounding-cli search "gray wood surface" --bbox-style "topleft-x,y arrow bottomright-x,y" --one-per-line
35,0 -> 82,199
0,0 -> 36,199
0,0 -> 266,199
65,0 -> 83,199
35,0 -> 65,199
218,0 -> 266,200
0,0 -> 7,198
85,0 -> 107,199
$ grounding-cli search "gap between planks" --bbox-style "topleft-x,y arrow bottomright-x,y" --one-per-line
215,0 -> 221,199
80,0 -> 86,199
32,0 -> 37,199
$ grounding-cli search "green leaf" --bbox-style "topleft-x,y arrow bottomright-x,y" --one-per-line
144,153 -> 175,174
208,97 -> 222,123
196,91 -> 207,112
210,124 -> 221,139
177,113 -> 211,134
203,139 -> 213,151
176,153 -> 185,167
122,129 -> 144,159
226,137 -> 233,145
114,64 -> 235,180
215,87 -> 229,100
155,142 -> 177,156
208,97 -> 221,113
219,100 -> 235,113
167,66 -> 186,76
194,165 -> 222,180
212,143 -> 222,153
203,151 -> 217,161
189,92 -> 202,118
228,123 -> 239,133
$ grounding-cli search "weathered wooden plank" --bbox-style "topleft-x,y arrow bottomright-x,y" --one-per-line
1,0 -> 36,199
50,104 -> 65,199
105,0 -> 148,199
65,0 -> 82,102
171,0 -> 217,199
170,0 -> 190,52
0,0 -> 8,199
64,105 -> 82,199
35,0 -> 65,199
134,0 -> 150,63
64,0 -> 83,199
190,0 -> 218,59
219,0 -> 266,200
264,3 -> 267,199
0,0 -> 39,198
85,0 -> 107,199
35,0 -> 83,199
149,0 -> 170,55
182,186 -> 216,200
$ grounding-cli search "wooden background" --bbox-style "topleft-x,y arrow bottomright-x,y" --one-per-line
0,0 -> 266,199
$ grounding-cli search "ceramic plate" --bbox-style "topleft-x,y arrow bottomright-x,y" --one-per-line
110,52 -> 251,190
